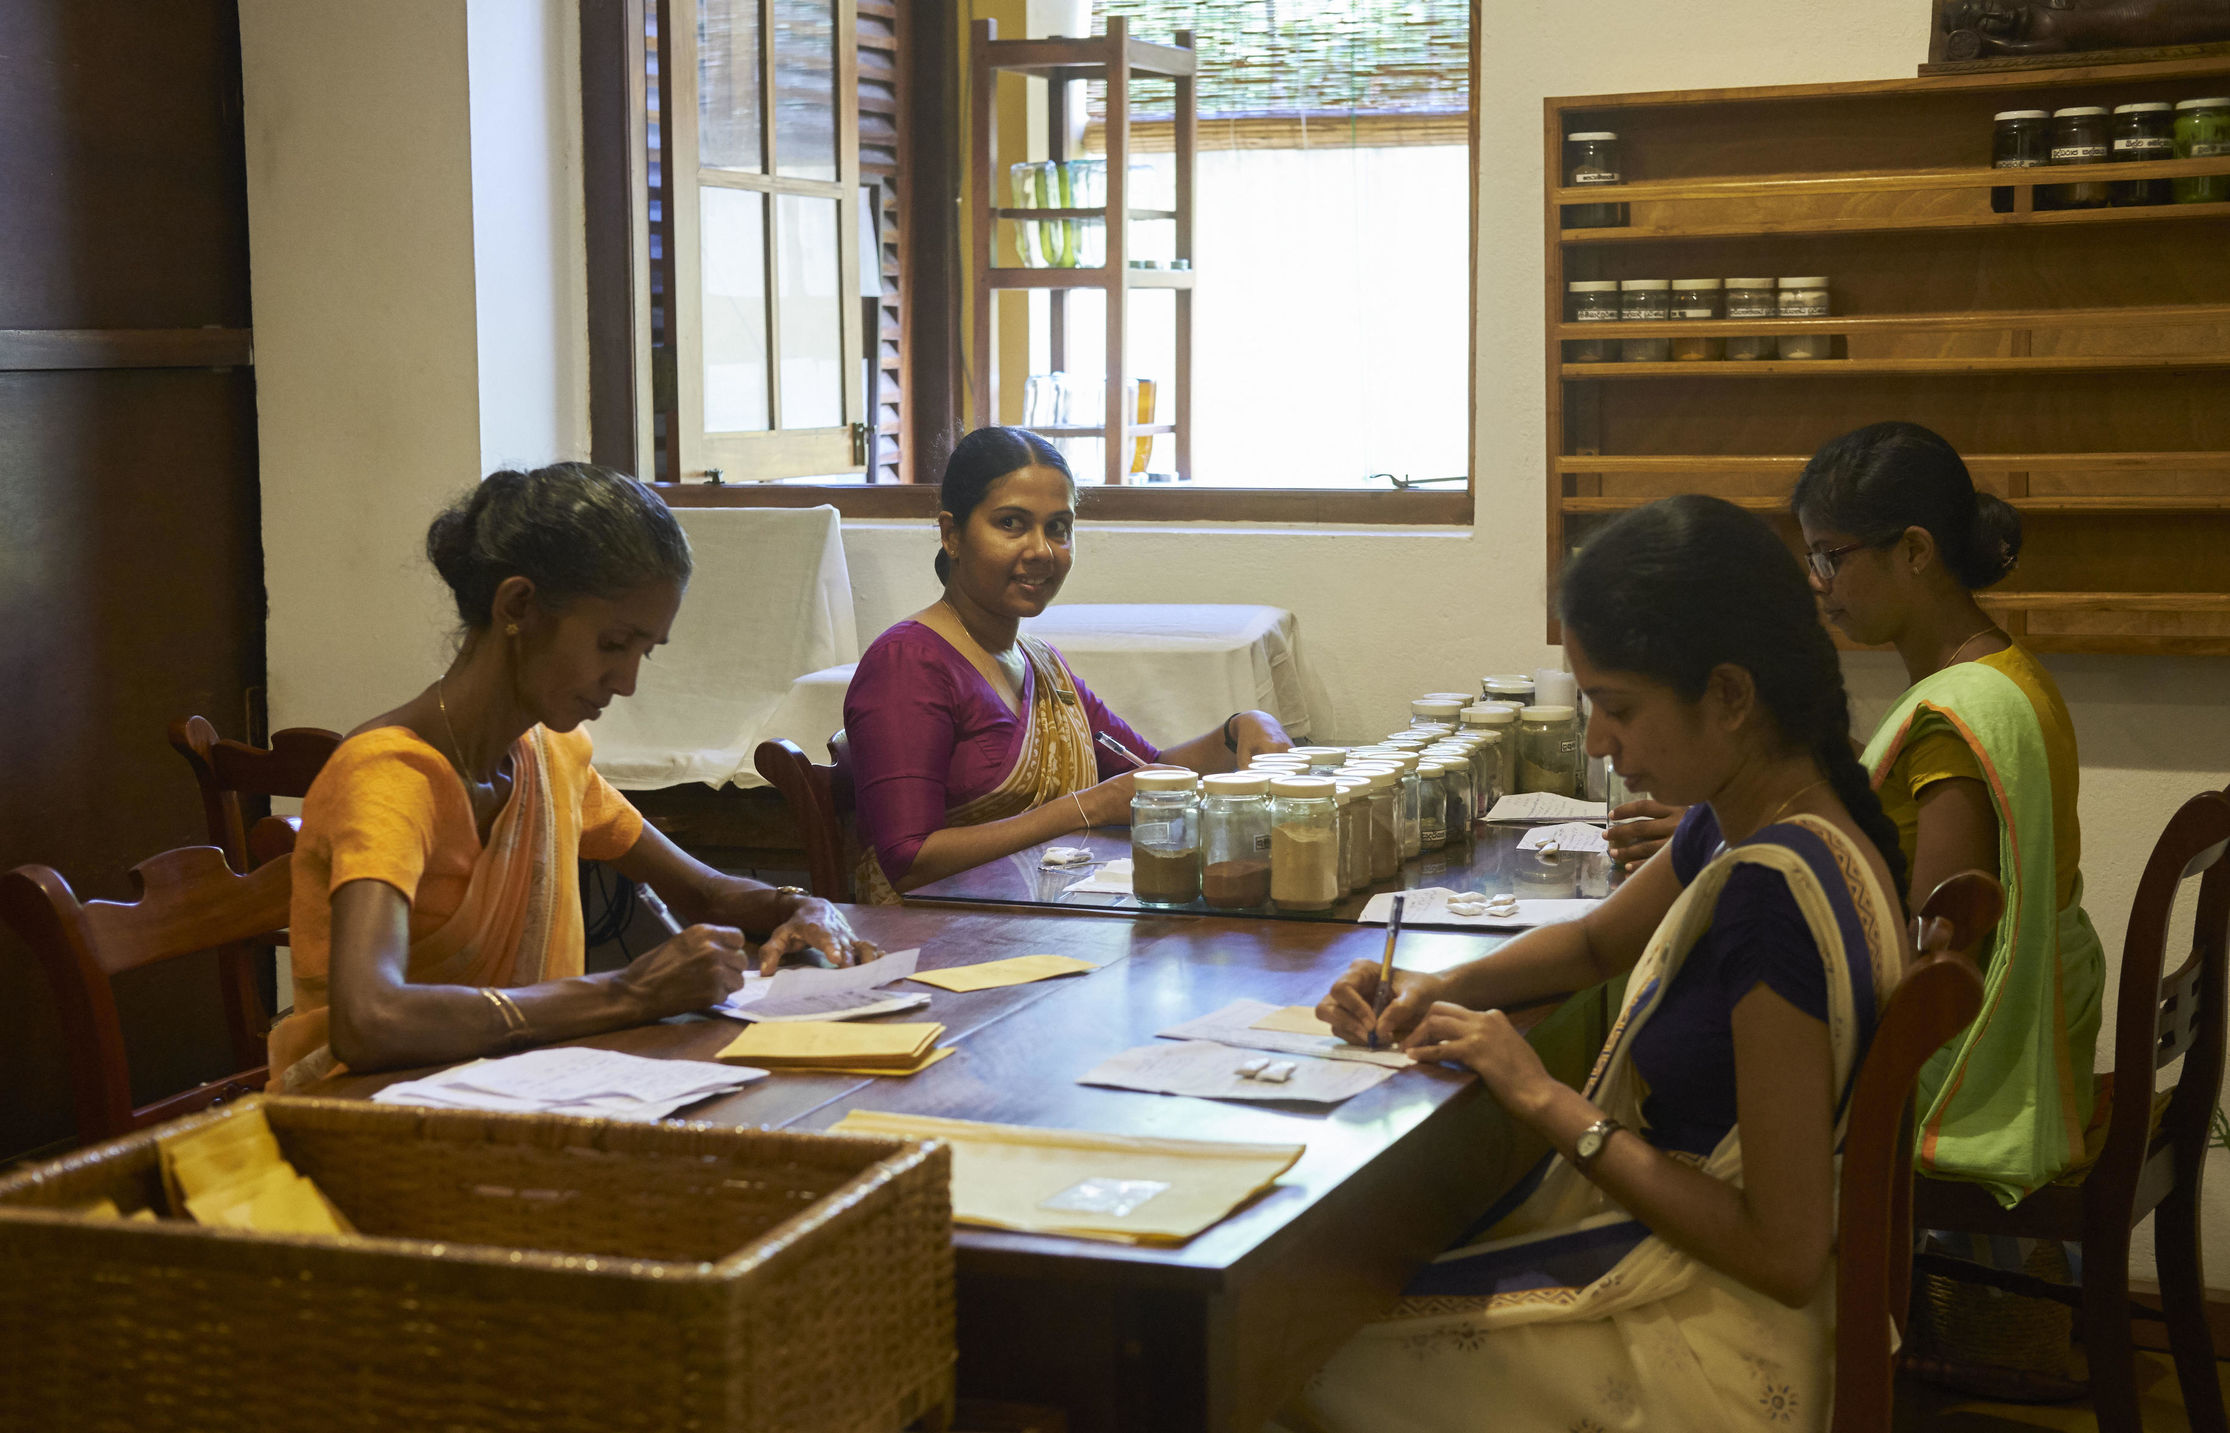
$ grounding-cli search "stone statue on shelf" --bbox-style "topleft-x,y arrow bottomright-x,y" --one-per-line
1940,0 -> 2230,59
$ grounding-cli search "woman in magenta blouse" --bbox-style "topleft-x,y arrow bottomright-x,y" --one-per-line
843,428 -> 1293,900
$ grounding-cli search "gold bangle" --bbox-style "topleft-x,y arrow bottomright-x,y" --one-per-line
479,986 -> 532,1049
1071,792 -> 1091,833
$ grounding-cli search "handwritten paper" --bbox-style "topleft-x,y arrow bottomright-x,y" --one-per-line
1355,887 -> 1601,930
907,954 -> 1099,992
372,1048 -> 764,1122
718,948 -> 927,1022
1485,792 -> 1609,823
1517,821 -> 1610,854
828,1110 -> 1304,1244
1062,858 -> 1135,896
1080,1039 -> 1397,1104
1159,998 -> 1412,1069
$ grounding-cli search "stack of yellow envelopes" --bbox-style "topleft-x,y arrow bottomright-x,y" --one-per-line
716,1021 -> 951,1076
157,1103 -> 354,1236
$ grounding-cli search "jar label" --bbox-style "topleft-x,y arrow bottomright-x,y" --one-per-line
1674,304 -> 1717,318
1133,820 -> 1176,847
1572,168 -> 1621,185
1779,297 -> 1828,316
1727,300 -> 1775,318
2114,137 -> 2173,154
1573,309 -> 1619,321
1993,157 -> 2047,169
2051,144 -> 2106,162
1254,832 -> 1273,855
2194,141 -> 2230,157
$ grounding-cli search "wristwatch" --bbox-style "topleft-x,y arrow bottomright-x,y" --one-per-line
1572,1116 -> 1625,1174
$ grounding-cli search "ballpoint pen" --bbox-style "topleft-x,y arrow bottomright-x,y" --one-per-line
633,881 -> 684,937
1096,730 -> 1149,770
1368,893 -> 1405,1050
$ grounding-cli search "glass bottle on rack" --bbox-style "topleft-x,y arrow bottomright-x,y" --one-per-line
2111,103 -> 2175,207
1268,777 -> 1341,913
1199,772 -> 1272,911
1776,277 -> 1831,360
1991,110 -> 2050,213
1567,281 -> 1622,362
1725,278 -> 1778,360
1563,131 -> 1628,227
2048,107 -> 2111,209
1619,280 -> 1671,361
1129,769 -> 1200,907
2174,98 -> 2230,204
1670,278 -> 1723,360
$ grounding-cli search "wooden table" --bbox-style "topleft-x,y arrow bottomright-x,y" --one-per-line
317,904 -> 1607,1433
907,819 -> 1619,925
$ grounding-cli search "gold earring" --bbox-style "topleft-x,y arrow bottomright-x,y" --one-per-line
505,623 -> 520,637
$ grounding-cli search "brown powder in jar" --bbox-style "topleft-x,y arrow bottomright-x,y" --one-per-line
1131,844 -> 1201,904
1271,826 -> 1339,910
1203,859 -> 1272,909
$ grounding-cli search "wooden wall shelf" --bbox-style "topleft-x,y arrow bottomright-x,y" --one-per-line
1545,57 -> 2230,655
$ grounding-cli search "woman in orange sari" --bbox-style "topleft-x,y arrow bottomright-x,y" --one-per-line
842,428 -> 1293,902
268,463 -> 876,1088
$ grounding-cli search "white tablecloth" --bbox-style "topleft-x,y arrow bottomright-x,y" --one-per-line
591,506 -> 858,790
759,602 -> 1314,766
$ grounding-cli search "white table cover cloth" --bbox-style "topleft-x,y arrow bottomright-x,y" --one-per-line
758,603 -> 1314,769
590,505 -> 858,790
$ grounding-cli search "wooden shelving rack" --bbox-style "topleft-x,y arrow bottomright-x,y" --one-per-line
970,16 -> 1196,486
1545,55 -> 2230,655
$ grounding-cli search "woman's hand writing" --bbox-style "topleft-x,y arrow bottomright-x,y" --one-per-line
758,896 -> 883,975
615,923 -> 752,1017
1403,1002 -> 1561,1119
1606,798 -> 1685,872
1318,961 -> 1446,1049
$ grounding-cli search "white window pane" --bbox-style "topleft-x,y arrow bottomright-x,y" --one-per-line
698,0 -> 763,174
702,186 -> 770,432
773,0 -> 837,182
775,193 -> 844,429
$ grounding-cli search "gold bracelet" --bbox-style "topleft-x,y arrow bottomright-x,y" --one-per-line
478,986 -> 532,1049
1071,791 -> 1091,833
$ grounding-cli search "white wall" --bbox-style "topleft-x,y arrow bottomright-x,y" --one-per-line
242,0 -> 590,734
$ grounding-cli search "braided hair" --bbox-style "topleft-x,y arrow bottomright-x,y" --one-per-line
1559,494 -> 1909,912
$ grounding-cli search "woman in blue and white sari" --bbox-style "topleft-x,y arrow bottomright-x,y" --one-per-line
1299,496 -> 1912,1433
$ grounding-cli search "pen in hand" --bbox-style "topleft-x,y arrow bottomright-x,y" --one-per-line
1368,893 -> 1405,1050
633,881 -> 684,937
1096,731 -> 1149,770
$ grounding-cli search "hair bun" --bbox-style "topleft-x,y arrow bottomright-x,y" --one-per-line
1960,491 -> 2023,590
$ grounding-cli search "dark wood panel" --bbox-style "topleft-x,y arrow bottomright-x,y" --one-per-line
0,3 -> 251,329
0,328 -> 253,371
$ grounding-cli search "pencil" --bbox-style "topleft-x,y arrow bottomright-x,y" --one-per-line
1368,893 -> 1405,1049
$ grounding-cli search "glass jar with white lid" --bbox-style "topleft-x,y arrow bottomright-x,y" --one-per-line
1268,776 -> 1341,913
1424,743 -> 1478,835
1338,765 -> 1402,882
1287,746 -> 1348,774
1724,278 -> 1777,360
1776,277 -> 1831,360
1199,772 -> 1272,911
1460,705 -> 1519,801
1517,706 -> 1583,797
1416,760 -> 1452,851
1130,769 -> 1201,906
1411,699 -> 1466,728
1333,779 -> 1368,895
1480,675 -> 1535,707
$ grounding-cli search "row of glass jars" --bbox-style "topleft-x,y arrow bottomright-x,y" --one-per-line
1991,99 -> 2229,211
1131,770 -> 1354,913
1566,277 -> 1831,362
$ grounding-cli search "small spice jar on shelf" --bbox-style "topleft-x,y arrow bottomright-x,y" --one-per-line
1563,131 -> 1628,228
2174,98 -> 2230,204
1199,772 -> 1272,911
1619,279 -> 1671,361
1990,109 -> 2050,213
1566,281 -> 1622,363
1670,278 -> 1724,361
1517,705 -> 1583,797
1776,277 -> 1832,360
1268,776 -> 1341,913
2048,107 -> 2112,209
1724,277 -> 1778,360
1130,769 -> 1201,907
2111,102 -> 2176,206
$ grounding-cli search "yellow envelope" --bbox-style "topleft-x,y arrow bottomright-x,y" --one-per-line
906,955 -> 1100,993
829,1110 -> 1303,1245
1250,1005 -> 1337,1038
806,1046 -> 956,1078
185,1163 -> 298,1227
718,1021 -> 943,1067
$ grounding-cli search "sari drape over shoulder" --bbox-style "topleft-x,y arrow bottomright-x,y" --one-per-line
852,634 -> 1102,904
1292,816 -> 1905,1433
267,725 -> 643,1090
1863,658 -> 2105,1205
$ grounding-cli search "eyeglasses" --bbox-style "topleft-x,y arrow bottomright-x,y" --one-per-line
1805,539 -> 1887,584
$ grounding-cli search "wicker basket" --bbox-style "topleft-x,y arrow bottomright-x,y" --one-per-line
0,1096 -> 954,1432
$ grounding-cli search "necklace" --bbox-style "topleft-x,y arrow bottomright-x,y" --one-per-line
1943,620 -> 2002,669
1763,777 -> 1829,828
435,676 -> 476,786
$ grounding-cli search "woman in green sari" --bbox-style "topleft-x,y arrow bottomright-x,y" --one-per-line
1793,420 -> 2103,1205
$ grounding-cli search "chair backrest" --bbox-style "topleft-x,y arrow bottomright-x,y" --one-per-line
2094,789 -> 2230,1212
753,736 -> 854,901
167,715 -> 342,871
0,846 -> 292,1145
1833,870 -> 1997,1432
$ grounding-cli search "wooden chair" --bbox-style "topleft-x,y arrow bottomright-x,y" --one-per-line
167,714 -> 341,871
1833,870 -> 1997,1432
0,845 -> 292,1145
1911,789 -> 2230,1433
753,734 -> 856,901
